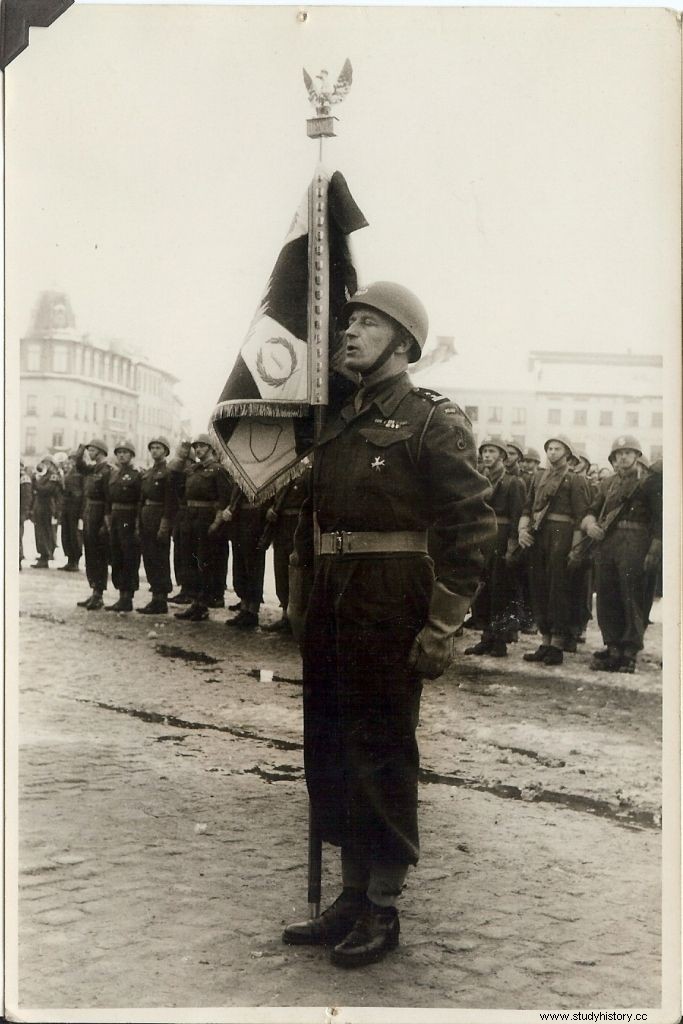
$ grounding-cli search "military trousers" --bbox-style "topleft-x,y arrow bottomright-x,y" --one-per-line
272,513 -> 299,609
172,508 -> 192,592
83,500 -> 109,592
594,529 -> 650,652
302,554 -> 432,867
33,501 -> 56,561
140,506 -> 172,595
60,503 -> 83,564
184,509 -> 225,605
471,524 -> 516,639
109,510 -> 141,594
529,520 -> 574,639
232,507 -> 266,608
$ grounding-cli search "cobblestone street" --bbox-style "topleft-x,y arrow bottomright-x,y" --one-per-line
10,550 -> 665,1018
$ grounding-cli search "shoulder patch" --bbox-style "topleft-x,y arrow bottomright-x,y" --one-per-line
412,386 -> 450,406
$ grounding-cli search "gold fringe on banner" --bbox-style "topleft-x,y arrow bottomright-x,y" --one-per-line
211,401 -> 310,420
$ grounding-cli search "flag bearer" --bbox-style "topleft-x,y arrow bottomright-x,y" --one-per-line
104,440 -> 142,612
138,436 -> 175,615
75,439 -> 112,609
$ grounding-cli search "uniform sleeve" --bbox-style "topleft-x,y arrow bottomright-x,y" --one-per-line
291,470 -> 315,568
569,475 -> 590,527
103,470 -> 113,515
521,473 -> 535,518
215,466 -> 234,509
645,473 -> 663,541
508,476 -> 526,533
419,402 -> 496,599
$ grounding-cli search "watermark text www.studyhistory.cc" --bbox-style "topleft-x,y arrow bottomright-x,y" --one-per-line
539,1014 -> 647,1022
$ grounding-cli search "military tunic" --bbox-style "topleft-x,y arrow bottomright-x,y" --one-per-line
139,461 -> 176,595
293,372 -> 495,866
105,465 -> 143,593
75,450 -> 112,592
168,454 -> 194,594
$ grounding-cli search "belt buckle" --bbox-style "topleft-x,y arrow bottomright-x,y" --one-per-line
334,531 -> 351,554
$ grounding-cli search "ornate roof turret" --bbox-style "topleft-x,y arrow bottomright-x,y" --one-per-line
28,291 -> 78,338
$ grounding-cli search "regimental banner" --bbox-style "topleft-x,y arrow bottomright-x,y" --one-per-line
210,168 -> 367,502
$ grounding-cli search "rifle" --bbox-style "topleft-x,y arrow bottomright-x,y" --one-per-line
506,503 -> 551,568
256,483 -> 291,552
567,496 -> 629,570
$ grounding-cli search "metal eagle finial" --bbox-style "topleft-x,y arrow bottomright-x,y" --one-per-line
303,58 -> 353,116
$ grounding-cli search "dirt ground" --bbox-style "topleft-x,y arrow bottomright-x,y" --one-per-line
10,534 -> 666,1020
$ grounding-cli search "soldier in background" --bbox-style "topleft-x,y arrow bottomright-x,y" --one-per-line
262,462 -> 312,634
566,450 -> 594,650
168,440 -> 195,605
75,439 -> 113,610
104,440 -> 143,612
464,436 -> 525,657
174,434 -> 232,623
640,456 -> 663,626
31,455 -> 63,569
518,434 -> 588,666
516,445 -> 542,633
505,441 -> 524,478
138,436 -> 176,615
58,451 -> 84,572
520,446 -> 541,483
584,436 -> 662,673
20,461 -> 33,570
225,488 -> 268,630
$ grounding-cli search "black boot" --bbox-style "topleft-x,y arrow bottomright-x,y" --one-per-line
226,610 -> 259,630
168,591 -> 192,605
77,593 -> 95,608
64,562 -> 81,573
563,638 -> 578,653
137,596 -> 168,615
105,592 -> 133,612
523,644 -> 551,662
618,656 -> 637,674
282,889 -> 367,947
87,593 -> 104,611
174,602 -> 209,622
543,646 -> 563,666
489,639 -> 508,657
31,559 -> 50,569
263,614 -> 291,634
464,640 -> 493,655
330,902 -> 400,969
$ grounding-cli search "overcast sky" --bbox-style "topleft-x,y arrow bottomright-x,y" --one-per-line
6,4 -> 680,432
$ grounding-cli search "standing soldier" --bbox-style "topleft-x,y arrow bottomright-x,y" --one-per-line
582,436 -> 662,673
518,434 -> 588,665
262,463 -> 312,634
282,282 -> 495,967
520,446 -> 541,481
30,456 -> 63,568
566,451 -> 594,650
174,433 -> 232,623
168,440 -> 195,605
225,488 -> 268,630
75,439 -> 113,610
104,440 -> 143,612
137,436 -> 175,615
639,456 -> 663,627
20,461 -> 33,570
505,441 -> 524,478
58,451 -> 84,572
465,436 -> 526,657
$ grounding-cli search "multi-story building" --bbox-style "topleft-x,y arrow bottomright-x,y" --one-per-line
20,291 -> 186,461
412,347 -> 663,465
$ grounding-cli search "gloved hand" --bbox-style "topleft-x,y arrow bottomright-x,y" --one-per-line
644,538 -> 662,574
157,518 -> 170,542
286,556 -> 313,646
408,582 -> 470,680
208,512 -> 223,535
582,515 -> 605,541
265,507 -> 278,524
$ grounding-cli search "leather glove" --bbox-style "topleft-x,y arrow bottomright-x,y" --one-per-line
644,538 -> 662,574
265,507 -> 278,524
287,558 -> 313,646
583,515 -> 605,541
408,582 -> 470,680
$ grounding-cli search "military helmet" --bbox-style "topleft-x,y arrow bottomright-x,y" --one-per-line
192,432 -> 214,450
53,451 -> 68,465
522,446 -> 541,464
608,434 -> 643,462
637,453 -> 650,470
575,454 -> 591,470
344,281 -> 429,363
114,439 -> 136,456
544,434 -> 574,459
148,435 -> 171,455
505,440 -> 524,460
478,435 -> 508,458
86,437 -> 108,456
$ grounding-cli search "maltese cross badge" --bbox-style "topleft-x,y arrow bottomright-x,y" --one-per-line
371,456 -> 385,471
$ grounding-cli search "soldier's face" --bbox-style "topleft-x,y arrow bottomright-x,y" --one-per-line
343,307 -> 397,373
115,450 -> 133,466
481,445 -> 503,468
193,443 -> 210,461
86,446 -> 100,461
506,448 -> 519,466
149,443 -> 166,461
522,458 -> 539,473
614,449 -> 638,472
546,442 -> 568,464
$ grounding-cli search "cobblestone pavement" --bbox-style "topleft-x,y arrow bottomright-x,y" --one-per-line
11,550 -> 666,1018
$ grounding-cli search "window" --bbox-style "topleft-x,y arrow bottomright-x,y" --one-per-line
53,344 -> 68,373
488,406 -> 502,423
25,427 -> 36,454
27,343 -> 41,371
625,411 -> 639,428
548,409 -> 561,425
465,405 -> 479,423
113,406 -> 118,420
600,410 -> 612,427
573,409 -> 587,426
651,411 -> 662,428
26,394 -> 38,416
52,430 -> 64,448
512,408 -> 526,425
53,395 -> 66,417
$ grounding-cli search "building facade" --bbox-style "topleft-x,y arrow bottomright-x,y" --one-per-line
20,292 -> 187,462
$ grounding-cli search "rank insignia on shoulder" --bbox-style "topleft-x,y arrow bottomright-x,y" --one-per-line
413,387 -> 448,405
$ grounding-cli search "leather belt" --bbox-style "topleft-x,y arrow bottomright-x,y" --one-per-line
144,500 -> 164,507
187,500 -> 219,508
545,513 -> 573,523
111,503 -> 137,511
616,521 -> 648,532
495,516 -> 510,525
320,530 -> 428,556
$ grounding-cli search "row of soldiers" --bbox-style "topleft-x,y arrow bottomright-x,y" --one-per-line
463,433 -> 662,673
20,435 -> 308,631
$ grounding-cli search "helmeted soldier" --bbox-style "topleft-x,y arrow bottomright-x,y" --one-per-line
262,461 -> 312,634
518,434 -> 589,665
75,438 -> 112,609
174,433 -> 232,622
20,461 -> 33,569
464,436 -> 526,657
137,436 -> 176,615
223,485 -> 269,630
31,455 -> 63,568
104,440 -> 143,612
582,436 -> 662,673
58,451 -> 84,571
564,452 -> 594,650
282,281 -> 495,967
520,446 -> 541,481
167,440 -> 195,604
505,440 -> 524,478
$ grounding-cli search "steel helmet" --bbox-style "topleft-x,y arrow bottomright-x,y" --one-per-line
114,439 -> 136,456
505,440 -> 524,460
478,435 -> 508,458
148,435 -> 171,455
86,437 -> 108,456
544,434 -> 575,460
53,451 -> 68,466
192,433 -> 214,450
609,434 -> 643,463
522,446 -> 541,464
344,281 -> 429,363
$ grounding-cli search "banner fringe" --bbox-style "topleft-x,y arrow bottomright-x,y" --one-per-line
208,424 -> 310,505
212,401 -> 310,421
